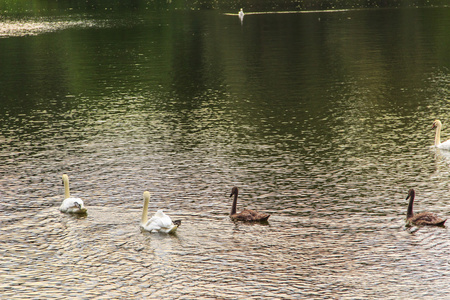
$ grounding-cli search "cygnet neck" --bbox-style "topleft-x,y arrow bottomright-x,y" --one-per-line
407,190 -> 415,219
230,187 -> 238,216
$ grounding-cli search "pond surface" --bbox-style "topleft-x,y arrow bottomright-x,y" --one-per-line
1,3 -> 450,299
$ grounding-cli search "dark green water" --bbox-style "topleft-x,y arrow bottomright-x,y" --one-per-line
1,2 -> 450,298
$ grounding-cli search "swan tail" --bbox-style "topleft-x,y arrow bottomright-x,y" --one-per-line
167,225 -> 178,234
260,214 -> 270,222
437,219 -> 447,226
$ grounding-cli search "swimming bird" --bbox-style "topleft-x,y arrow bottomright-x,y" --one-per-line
59,174 -> 87,214
140,191 -> 180,234
229,187 -> 270,222
238,8 -> 244,24
238,8 -> 244,19
405,189 -> 446,226
432,120 -> 450,149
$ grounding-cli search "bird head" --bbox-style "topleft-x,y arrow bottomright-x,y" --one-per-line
432,120 -> 442,130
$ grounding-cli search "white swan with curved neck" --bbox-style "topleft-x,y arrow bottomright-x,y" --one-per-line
59,174 -> 87,214
432,120 -> 450,149
140,191 -> 179,234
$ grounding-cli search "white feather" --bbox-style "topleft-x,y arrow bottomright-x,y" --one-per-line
142,210 -> 177,233
60,197 -> 87,214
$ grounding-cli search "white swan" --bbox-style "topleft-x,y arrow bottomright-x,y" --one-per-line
239,8 -> 244,19
59,174 -> 87,214
238,8 -> 244,24
140,191 -> 180,234
432,120 -> 450,149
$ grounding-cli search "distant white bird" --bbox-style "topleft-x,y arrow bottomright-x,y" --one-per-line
239,8 -> 244,23
239,8 -> 244,19
432,120 -> 450,149
59,174 -> 87,214
140,191 -> 180,234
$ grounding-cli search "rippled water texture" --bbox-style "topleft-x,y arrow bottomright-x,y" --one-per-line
1,4 -> 450,299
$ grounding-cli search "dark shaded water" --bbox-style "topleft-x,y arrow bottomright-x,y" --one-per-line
1,3 -> 450,298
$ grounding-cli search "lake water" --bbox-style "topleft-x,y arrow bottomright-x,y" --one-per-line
1,3 -> 450,299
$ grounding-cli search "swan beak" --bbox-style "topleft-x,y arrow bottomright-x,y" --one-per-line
74,202 -> 81,209
432,123 -> 436,129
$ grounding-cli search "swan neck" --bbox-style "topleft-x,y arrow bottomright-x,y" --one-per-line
63,177 -> 70,199
435,123 -> 441,146
231,191 -> 238,216
407,194 -> 414,219
142,195 -> 149,224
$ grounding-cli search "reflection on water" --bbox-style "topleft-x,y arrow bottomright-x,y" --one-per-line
1,4 -> 450,299
0,19 -> 101,37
